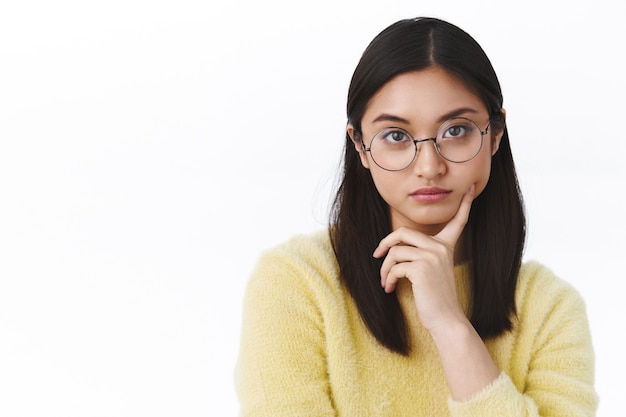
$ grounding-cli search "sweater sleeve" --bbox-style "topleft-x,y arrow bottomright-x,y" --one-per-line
234,246 -> 336,417
448,263 -> 598,417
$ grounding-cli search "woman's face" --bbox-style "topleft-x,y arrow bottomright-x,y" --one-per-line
348,68 -> 504,235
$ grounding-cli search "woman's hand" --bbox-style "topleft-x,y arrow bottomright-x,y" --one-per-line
375,184 -> 500,400
373,185 -> 475,333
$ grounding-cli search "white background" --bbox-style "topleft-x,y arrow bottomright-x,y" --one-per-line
0,0 -> 623,416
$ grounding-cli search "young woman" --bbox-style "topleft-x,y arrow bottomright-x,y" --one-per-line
235,17 -> 597,416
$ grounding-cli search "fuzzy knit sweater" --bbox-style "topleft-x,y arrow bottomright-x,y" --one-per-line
235,230 -> 597,416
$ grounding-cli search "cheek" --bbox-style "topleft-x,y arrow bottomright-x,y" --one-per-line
368,168 -> 404,202
369,170 -> 393,195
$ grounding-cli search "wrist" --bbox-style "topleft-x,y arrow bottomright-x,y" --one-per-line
427,315 -> 473,344
428,317 -> 500,401
429,316 -> 480,350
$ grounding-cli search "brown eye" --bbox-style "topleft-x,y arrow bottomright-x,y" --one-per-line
443,124 -> 469,139
381,129 -> 411,143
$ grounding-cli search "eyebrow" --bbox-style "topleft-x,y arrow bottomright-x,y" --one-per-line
371,113 -> 411,124
371,107 -> 480,125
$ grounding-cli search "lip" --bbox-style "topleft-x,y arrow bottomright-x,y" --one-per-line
409,187 -> 452,203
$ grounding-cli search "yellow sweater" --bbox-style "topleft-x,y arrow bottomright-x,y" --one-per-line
235,230 -> 597,416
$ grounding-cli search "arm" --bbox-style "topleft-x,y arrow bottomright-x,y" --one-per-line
429,317 -> 500,401
375,187 -> 597,415
375,186 -> 500,401
234,250 -> 336,417
448,272 -> 597,416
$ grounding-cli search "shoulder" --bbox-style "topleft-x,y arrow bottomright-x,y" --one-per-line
267,229 -> 335,264
252,229 -> 336,277
246,229 -> 341,298
515,261 -> 585,307
514,261 -> 590,336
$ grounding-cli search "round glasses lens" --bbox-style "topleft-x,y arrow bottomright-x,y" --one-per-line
436,118 -> 483,162
369,127 -> 416,171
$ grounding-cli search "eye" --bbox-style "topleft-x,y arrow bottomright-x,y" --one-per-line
439,119 -> 477,143
379,128 -> 411,144
442,124 -> 471,138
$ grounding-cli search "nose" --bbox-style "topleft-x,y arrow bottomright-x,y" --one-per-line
412,140 -> 446,178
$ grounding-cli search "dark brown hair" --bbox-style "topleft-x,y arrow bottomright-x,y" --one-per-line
329,17 -> 526,355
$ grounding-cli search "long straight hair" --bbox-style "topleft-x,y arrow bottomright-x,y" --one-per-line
329,18 -> 526,355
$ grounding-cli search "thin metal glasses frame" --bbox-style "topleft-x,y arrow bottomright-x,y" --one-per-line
360,117 -> 491,171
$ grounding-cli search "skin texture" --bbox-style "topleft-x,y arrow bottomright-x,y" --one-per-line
347,68 -> 505,401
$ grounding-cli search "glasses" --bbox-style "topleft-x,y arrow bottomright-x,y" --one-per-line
361,117 -> 490,171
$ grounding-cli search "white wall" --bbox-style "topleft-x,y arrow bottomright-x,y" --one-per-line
0,1 -> 623,416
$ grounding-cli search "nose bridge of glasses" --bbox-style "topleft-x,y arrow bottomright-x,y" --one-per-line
413,136 -> 438,146
412,136 -> 441,164
413,136 -> 440,156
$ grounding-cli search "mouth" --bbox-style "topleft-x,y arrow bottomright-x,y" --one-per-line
409,187 -> 452,203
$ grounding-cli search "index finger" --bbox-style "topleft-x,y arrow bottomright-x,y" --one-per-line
435,184 -> 475,248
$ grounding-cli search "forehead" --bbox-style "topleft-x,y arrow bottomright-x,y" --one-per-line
362,68 -> 487,126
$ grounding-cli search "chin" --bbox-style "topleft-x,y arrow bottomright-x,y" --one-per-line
392,217 -> 449,235
390,205 -> 458,233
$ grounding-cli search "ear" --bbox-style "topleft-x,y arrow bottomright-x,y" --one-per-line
347,124 -> 370,169
490,108 -> 506,156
